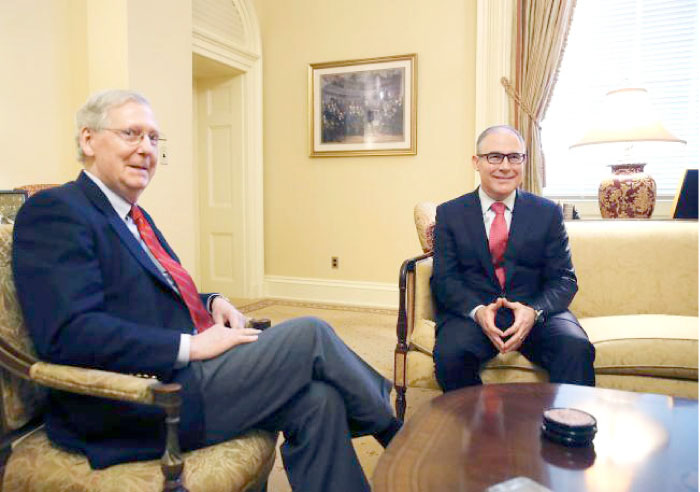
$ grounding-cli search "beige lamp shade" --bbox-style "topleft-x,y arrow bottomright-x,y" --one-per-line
570,88 -> 686,148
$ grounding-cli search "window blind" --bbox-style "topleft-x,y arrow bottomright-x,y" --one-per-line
541,0 -> 699,198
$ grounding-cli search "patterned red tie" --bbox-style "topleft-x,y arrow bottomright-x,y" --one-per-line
489,202 -> 508,289
131,205 -> 213,333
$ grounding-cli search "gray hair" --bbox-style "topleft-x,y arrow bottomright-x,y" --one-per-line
476,125 -> 526,154
75,89 -> 151,162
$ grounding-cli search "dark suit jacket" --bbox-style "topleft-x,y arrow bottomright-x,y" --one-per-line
430,189 -> 577,327
12,172 -> 207,468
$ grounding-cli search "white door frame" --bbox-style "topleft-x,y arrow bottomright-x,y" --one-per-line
192,0 -> 263,297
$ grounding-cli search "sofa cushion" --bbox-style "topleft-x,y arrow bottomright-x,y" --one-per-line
580,314 -> 698,380
568,221 -> 698,318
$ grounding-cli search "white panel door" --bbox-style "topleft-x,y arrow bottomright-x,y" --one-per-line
196,75 -> 245,296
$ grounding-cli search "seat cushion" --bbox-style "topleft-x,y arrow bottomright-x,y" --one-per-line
408,320 -> 546,389
410,319 -> 436,354
581,314 -> 699,380
3,429 -> 276,492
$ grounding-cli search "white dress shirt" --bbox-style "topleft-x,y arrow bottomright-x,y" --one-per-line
468,187 -> 517,320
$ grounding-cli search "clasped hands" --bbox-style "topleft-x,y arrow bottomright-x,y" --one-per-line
190,296 -> 261,361
474,298 -> 536,354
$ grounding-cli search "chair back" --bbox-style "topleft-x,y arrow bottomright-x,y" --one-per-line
0,224 -> 46,432
414,202 -> 437,253
14,184 -> 61,197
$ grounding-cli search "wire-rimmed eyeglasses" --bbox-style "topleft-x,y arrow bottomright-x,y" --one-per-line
102,128 -> 166,147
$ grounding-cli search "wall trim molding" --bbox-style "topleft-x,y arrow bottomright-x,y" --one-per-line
191,0 -> 265,298
264,275 -> 399,309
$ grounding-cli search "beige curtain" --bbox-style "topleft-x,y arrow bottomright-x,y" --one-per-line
502,0 -> 577,194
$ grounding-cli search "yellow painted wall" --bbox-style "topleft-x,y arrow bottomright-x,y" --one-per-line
86,0 -> 129,92
0,0 -> 88,186
2,0 -> 476,290
0,0 -> 198,276
124,0 -> 197,276
257,0 -> 477,283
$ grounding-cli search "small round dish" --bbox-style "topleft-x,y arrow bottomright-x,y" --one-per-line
542,407 -> 597,447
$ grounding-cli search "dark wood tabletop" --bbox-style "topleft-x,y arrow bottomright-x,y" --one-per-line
372,384 -> 698,492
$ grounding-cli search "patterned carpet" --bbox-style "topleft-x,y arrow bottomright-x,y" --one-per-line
236,298 -> 439,491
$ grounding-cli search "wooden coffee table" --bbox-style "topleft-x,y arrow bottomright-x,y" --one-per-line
373,384 -> 698,492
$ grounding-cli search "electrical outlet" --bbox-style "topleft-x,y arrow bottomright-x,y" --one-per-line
331,256 -> 339,269
159,143 -> 169,165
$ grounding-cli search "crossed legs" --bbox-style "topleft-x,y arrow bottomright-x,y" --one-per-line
194,316 -> 396,492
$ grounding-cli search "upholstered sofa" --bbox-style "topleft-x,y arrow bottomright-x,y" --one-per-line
394,206 -> 698,420
0,223 -> 276,491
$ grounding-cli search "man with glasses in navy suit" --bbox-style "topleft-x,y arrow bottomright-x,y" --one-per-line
431,125 -> 595,392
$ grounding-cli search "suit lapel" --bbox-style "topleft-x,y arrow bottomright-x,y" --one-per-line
504,190 -> 530,289
76,172 -> 174,291
463,190 -> 501,288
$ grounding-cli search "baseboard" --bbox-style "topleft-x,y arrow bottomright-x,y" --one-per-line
263,275 -> 398,309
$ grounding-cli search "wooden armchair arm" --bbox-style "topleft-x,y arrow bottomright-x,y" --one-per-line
28,361 -> 186,492
397,252 -> 434,348
395,251 -> 433,420
29,362 -> 159,403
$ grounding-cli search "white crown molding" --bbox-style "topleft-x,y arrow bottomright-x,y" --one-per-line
192,28 -> 259,69
264,275 -> 399,309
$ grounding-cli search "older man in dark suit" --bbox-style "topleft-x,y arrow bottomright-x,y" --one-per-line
431,125 -> 595,392
12,89 -> 400,492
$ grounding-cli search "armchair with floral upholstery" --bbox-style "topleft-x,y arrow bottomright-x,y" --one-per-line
0,223 -> 277,492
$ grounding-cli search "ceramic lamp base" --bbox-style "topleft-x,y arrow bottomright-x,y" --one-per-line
598,163 -> 656,218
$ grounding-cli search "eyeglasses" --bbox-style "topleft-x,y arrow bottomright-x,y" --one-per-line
477,152 -> 527,165
102,128 -> 166,147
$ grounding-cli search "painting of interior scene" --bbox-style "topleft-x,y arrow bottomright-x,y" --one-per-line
320,67 -> 405,144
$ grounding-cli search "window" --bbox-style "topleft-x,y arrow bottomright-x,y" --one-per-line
541,0 -> 699,198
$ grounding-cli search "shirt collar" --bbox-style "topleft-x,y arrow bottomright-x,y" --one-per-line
83,170 -> 134,220
478,187 -> 517,215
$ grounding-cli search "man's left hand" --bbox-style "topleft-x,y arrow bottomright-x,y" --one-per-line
500,299 -> 536,353
211,296 -> 247,329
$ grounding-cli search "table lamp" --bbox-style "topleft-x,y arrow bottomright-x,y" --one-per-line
570,87 -> 686,218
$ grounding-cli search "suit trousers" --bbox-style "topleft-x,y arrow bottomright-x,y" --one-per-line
433,308 -> 596,392
191,316 -> 394,492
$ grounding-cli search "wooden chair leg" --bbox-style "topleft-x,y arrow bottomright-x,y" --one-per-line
152,383 -> 188,492
395,385 -> 406,422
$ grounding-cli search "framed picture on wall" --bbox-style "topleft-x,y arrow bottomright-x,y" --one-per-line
308,54 -> 417,157
0,190 -> 28,224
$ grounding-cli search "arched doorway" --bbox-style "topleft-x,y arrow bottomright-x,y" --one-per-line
192,0 -> 263,298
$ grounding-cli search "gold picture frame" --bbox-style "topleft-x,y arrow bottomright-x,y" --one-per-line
309,54 -> 417,157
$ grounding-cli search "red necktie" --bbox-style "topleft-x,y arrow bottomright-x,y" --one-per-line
131,205 -> 213,333
489,202 -> 508,289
